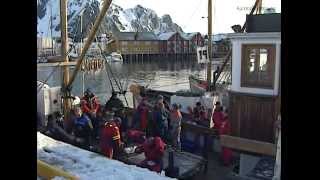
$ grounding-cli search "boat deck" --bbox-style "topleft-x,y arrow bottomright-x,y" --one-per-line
193,152 -> 251,180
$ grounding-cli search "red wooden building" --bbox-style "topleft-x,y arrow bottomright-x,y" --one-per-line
158,32 -> 204,54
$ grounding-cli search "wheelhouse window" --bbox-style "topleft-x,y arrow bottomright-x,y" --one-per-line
241,44 -> 276,89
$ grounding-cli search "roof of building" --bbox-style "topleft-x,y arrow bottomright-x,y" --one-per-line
113,31 -> 204,41
157,32 -> 177,40
114,32 -> 158,41
181,32 -> 200,40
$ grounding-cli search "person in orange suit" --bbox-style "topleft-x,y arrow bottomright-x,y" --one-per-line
99,111 -> 123,159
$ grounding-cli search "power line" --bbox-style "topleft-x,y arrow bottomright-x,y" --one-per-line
182,0 -> 204,30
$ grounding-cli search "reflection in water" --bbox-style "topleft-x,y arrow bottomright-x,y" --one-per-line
37,59 -> 210,106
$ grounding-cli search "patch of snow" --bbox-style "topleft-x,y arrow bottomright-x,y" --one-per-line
158,32 -> 176,40
118,9 -> 134,31
37,132 -> 175,180
52,176 -> 67,180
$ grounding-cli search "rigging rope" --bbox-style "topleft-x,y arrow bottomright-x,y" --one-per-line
96,39 -> 129,107
213,0 -> 262,89
183,0 -> 204,30
37,61 -> 63,93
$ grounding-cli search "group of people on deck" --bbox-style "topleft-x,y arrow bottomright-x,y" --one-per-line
69,89 -> 167,173
185,100 -> 232,166
131,94 -> 182,151
131,93 -> 233,167
43,88 -> 232,174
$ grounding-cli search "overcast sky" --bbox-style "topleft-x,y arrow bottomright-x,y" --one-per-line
112,0 -> 281,34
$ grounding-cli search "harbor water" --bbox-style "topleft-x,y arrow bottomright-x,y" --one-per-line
37,59 -> 213,107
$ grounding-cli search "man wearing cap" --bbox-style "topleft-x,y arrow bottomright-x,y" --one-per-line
99,111 -> 123,159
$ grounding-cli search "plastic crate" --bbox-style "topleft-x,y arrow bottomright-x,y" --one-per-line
181,139 -> 196,153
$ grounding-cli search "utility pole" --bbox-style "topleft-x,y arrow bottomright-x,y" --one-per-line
60,0 -> 71,130
206,0 -> 213,90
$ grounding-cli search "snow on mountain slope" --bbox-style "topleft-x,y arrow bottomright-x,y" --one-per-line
37,0 -> 183,39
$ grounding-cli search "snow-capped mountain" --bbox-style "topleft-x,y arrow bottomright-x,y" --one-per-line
37,0 -> 184,40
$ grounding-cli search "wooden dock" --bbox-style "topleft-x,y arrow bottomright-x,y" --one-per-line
37,61 -> 77,67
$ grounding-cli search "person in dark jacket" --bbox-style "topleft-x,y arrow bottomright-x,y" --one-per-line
153,102 -> 169,141
105,91 -> 124,116
72,107 -> 94,147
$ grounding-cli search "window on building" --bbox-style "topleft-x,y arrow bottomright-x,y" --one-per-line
241,44 -> 276,89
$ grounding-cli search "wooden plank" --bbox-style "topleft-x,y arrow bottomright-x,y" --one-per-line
37,160 -> 78,179
220,135 -> 276,156
37,62 -> 77,67
181,121 -> 218,136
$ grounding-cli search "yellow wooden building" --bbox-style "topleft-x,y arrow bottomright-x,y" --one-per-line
111,32 -> 160,55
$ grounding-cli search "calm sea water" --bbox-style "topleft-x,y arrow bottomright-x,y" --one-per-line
37,59 -> 215,107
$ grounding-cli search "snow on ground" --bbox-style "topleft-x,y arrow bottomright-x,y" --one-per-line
52,176 -> 67,180
37,132 -> 175,180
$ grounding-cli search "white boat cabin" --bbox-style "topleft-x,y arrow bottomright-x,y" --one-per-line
228,32 -> 281,96
226,23 -> 281,143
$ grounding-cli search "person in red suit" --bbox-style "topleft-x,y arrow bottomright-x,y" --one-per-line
127,129 -> 146,144
99,111 -> 123,159
135,137 -> 166,173
212,101 -> 224,130
219,109 -> 233,166
81,89 -> 101,138
137,98 -> 149,131
81,89 -> 100,115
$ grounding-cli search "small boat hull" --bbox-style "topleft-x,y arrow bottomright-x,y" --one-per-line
189,75 -> 208,94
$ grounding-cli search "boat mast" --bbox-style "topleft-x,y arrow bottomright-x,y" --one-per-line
50,1 -> 54,55
60,0 -> 72,127
206,0 -> 212,91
